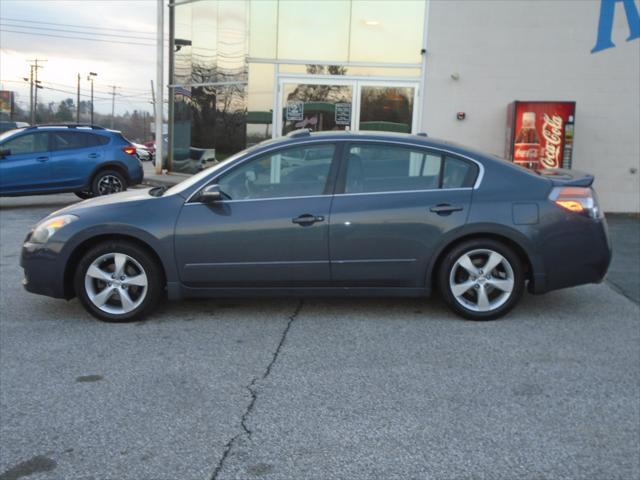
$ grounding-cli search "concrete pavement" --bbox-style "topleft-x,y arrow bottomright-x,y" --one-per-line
0,194 -> 638,480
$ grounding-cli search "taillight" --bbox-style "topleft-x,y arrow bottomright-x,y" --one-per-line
123,146 -> 136,155
550,186 -> 602,218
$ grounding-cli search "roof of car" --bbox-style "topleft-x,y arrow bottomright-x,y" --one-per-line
254,129 -> 498,162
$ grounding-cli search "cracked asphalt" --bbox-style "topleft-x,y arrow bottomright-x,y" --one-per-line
1,194 -> 639,480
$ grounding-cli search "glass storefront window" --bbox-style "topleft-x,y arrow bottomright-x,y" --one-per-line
248,0 -> 425,65
281,82 -> 353,135
277,0 -> 350,62
278,64 -> 422,78
359,86 -> 415,133
349,1 -> 425,64
247,63 -> 275,146
172,84 -> 247,174
249,0 -> 277,59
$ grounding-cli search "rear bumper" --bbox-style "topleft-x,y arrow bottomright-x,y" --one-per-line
532,215 -> 612,294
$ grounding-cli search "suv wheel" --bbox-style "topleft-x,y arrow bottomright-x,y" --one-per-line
74,241 -> 163,322
74,191 -> 93,199
439,239 -> 525,320
92,170 -> 126,196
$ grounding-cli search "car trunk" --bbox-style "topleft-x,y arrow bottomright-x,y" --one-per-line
537,168 -> 594,187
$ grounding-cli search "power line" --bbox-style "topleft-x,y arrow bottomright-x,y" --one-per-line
0,29 -> 156,47
0,21 -> 162,42
0,16 -> 161,36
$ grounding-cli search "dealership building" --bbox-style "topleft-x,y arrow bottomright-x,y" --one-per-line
165,0 -> 640,212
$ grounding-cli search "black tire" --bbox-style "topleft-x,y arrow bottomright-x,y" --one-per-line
74,241 -> 163,322
74,191 -> 93,199
438,238 -> 525,321
91,169 -> 127,196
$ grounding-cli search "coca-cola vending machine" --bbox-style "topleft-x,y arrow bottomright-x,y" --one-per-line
505,101 -> 576,170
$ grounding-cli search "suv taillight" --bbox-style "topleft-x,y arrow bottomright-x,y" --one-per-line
123,146 -> 136,155
549,186 -> 602,219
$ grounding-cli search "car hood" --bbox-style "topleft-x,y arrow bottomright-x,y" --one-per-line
49,188 -> 155,218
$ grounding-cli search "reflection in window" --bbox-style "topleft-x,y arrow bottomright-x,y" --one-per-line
282,76 -> 353,135
172,84 -> 247,174
359,87 -> 414,133
219,144 -> 335,200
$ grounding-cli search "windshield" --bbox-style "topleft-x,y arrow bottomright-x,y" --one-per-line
163,149 -> 250,196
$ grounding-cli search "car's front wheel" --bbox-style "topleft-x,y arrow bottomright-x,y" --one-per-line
74,241 -> 163,322
439,239 -> 525,320
92,170 -> 126,196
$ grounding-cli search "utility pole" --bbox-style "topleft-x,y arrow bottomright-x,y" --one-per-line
76,73 -> 81,123
108,85 -> 117,129
27,59 -> 46,124
28,65 -> 34,124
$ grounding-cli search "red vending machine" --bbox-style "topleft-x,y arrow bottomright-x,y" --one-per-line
505,101 -> 576,170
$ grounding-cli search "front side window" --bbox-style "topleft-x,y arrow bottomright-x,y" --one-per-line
2,132 -> 49,155
218,144 -> 335,200
345,144 -> 441,194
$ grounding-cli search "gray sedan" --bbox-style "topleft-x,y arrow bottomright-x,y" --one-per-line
20,130 -> 611,322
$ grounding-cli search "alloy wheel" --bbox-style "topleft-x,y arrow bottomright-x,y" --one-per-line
449,249 -> 515,313
84,253 -> 148,315
97,175 -> 124,195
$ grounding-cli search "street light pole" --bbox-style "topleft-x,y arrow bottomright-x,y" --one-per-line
87,72 -> 97,124
155,0 -> 164,175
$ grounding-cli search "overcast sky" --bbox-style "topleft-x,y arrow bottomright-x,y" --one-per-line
0,0 -> 163,116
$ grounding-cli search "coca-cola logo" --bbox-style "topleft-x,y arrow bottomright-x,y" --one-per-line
541,114 -> 563,168
514,145 -> 539,159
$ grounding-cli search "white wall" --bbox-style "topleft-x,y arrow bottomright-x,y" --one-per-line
421,0 -> 640,212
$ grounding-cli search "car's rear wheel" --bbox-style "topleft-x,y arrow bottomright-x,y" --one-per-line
74,241 -> 163,322
438,239 -> 524,320
92,170 -> 126,196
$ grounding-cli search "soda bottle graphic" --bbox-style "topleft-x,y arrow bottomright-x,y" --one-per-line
514,112 -> 540,169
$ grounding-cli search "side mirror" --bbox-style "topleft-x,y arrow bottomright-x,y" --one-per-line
0,149 -> 10,159
199,184 -> 223,203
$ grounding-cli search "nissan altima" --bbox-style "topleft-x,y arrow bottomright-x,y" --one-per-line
20,130 -> 611,322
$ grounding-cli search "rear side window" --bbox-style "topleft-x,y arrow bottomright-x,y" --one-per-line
50,131 -> 107,150
90,134 -> 110,146
343,144 -> 479,193
442,156 -> 479,189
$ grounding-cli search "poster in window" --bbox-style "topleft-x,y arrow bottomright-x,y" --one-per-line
286,101 -> 304,121
335,103 -> 351,125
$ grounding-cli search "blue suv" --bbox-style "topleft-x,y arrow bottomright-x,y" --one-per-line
0,124 -> 144,198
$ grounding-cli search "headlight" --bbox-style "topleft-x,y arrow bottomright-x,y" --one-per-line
30,214 -> 78,244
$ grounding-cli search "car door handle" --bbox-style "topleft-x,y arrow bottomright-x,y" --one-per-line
292,214 -> 325,225
430,204 -> 463,215
88,153 -> 100,158
36,156 -> 48,162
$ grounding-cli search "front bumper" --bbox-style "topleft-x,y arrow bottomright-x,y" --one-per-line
21,241 -> 69,299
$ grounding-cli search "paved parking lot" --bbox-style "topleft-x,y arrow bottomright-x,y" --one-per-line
1,194 -> 638,480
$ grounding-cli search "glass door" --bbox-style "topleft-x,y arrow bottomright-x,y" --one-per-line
355,82 -> 418,134
279,78 -> 355,135
277,78 -> 419,136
